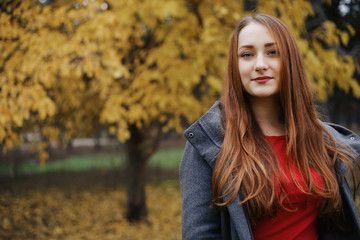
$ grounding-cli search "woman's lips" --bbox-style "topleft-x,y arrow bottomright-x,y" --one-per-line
252,76 -> 273,83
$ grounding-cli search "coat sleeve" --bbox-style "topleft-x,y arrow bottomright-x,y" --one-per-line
179,141 -> 221,240
325,123 -> 360,236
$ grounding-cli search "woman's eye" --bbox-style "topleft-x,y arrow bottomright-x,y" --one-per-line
268,49 -> 278,56
240,52 -> 253,58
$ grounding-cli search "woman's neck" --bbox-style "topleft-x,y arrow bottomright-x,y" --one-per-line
248,95 -> 286,136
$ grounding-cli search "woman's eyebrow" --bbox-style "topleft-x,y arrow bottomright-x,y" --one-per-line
265,42 -> 276,47
238,45 -> 253,54
238,45 -> 253,50
238,42 -> 276,52
238,42 -> 276,54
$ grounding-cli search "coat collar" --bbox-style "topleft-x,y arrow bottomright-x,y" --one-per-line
184,101 -> 224,168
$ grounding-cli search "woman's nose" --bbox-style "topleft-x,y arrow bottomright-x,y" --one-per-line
254,55 -> 268,72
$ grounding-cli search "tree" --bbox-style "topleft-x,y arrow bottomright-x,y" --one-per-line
307,0 -> 360,126
1,0 -> 359,222
314,0 -> 360,58
1,0 -> 231,221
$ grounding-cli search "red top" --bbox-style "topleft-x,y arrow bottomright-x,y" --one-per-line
251,135 -> 324,240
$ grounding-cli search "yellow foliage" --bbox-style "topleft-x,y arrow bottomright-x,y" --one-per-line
38,141 -> 49,166
346,23 -> 356,36
0,178 -> 182,239
0,0 -> 358,161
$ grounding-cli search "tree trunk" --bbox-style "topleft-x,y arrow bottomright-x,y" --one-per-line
12,147 -> 21,179
66,140 -> 73,152
125,125 -> 148,222
94,131 -> 102,151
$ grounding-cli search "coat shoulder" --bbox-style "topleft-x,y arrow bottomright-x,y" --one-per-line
182,101 -> 225,167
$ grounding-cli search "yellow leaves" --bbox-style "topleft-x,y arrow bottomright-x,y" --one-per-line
350,80 -> 360,98
153,0 -> 184,19
213,4 -> 229,19
346,23 -> 356,37
0,102 -> 11,127
0,82 -> 56,148
30,85 -> 56,120
317,21 -> 338,45
1,217 -> 10,231
38,141 -> 49,166
102,50 -> 127,77
340,31 -> 350,46
1,0 -> 358,156
38,66 -> 57,89
0,180 -> 181,239
304,37 -> 357,101
100,94 -> 125,123
109,126 -> 117,135
128,104 -> 145,125
117,120 -> 131,142
202,16 -> 224,44
257,0 -> 313,37
0,131 -> 22,153
313,20 -> 353,46
0,13 -> 19,40
41,126 -> 60,142
207,75 -> 223,92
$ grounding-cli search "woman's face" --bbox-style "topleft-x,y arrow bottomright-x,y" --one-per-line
237,22 -> 281,99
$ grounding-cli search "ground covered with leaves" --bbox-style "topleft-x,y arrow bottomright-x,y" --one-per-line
1,170 -> 360,240
0,170 -> 181,240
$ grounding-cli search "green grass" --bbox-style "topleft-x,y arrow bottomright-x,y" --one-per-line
0,147 -> 184,175
148,148 -> 185,169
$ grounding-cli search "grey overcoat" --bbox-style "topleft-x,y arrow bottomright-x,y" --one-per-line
179,101 -> 360,240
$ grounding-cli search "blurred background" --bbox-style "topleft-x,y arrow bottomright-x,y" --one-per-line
0,0 -> 359,239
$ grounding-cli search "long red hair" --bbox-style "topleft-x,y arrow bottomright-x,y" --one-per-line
212,13 -> 357,223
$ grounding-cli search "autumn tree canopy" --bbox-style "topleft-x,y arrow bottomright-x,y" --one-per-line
1,0 -> 359,221
1,0 -> 359,158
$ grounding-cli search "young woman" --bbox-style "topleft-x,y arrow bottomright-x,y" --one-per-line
180,13 -> 360,240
